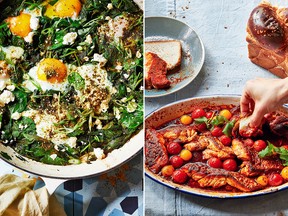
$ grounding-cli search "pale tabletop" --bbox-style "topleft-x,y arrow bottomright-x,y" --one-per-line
145,0 -> 288,215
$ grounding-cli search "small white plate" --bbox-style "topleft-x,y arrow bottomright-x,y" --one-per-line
145,16 -> 205,98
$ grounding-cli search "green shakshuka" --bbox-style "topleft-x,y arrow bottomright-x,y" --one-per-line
0,0 -> 143,165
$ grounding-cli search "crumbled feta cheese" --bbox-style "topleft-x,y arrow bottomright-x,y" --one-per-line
19,124 -> 28,130
0,90 -> 15,107
24,32 -> 34,43
84,35 -> 93,44
93,148 -> 105,160
136,50 -> 142,58
93,53 -> 107,66
127,100 -> 137,113
83,56 -> 89,61
66,137 -> 77,148
107,3 -> 113,10
50,154 -> 57,160
95,119 -> 102,129
30,16 -> 39,30
114,107 -> 121,120
105,16 -> 111,21
0,80 -> 7,91
11,112 -> 22,120
2,46 -> 24,60
63,32 -> 78,45
115,64 -> 123,72
6,85 -> 15,91
127,87 -> 131,93
140,86 -> 144,91
77,46 -> 83,51
123,73 -> 129,79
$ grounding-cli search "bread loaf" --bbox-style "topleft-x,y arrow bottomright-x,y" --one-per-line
145,40 -> 182,71
247,2 -> 288,78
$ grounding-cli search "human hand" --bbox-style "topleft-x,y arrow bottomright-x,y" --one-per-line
240,77 -> 288,127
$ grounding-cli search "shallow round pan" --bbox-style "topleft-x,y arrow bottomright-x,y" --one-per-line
145,16 -> 205,97
0,130 -> 143,179
145,95 -> 288,198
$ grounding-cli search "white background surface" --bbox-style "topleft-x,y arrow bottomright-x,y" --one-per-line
145,0 -> 288,215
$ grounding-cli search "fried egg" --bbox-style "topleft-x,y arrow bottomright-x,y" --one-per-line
45,0 -> 82,19
24,58 -> 69,92
6,13 -> 32,38
6,8 -> 41,39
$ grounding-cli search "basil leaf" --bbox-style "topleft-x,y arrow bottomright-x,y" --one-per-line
68,72 -> 85,90
222,120 -> 236,137
259,142 -> 277,158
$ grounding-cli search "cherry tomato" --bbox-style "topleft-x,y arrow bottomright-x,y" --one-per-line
281,167 -> 288,180
205,111 -> 213,119
180,115 -> 193,125
207,157 -> 222,168
223,159 -> 237,171
172,170 -> 188,184
219,135 -> 232,146
253,140 -> 267,151
268,173 -> 283,186
192,108 -> 206,119
180,149 -> 193,161
219,109 -> 232,120
196,123 -> 207,132
243,138 -> 254,147
282,145 -> 288,150
211,126 -> 223,137
161,165 -> 175,177
167,142 -> 182,155
256,175 -> 268,186
192,151 -> 203,162
169,155 -> 184,168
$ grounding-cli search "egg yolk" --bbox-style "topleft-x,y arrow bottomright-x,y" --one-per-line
45,0 -> 82,18
37,58 -> 67,83
6,13 -> 32,38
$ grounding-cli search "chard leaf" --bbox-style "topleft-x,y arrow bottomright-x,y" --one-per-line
68,72 -> 85,90
259,142 -> 277,158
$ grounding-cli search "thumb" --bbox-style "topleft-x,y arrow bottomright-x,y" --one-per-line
249,104 -> 266,128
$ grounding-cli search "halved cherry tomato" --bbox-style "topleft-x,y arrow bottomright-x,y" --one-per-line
223,159 -> 237,171
172,170 -> 188,184
167,142 -> 182,155
169,155 -> 184,168
180,115 -> 193,125
219,135 -> 232,146
192,108 -> 206,119
180,149 -> 193,161
161,165 -> 175,177
219,109 -> 232,120
243,138 -> 254,147
253,140 -> 267,151
211,126 -> 223,137
207,157 -> 222,168
268,173 -> 283,186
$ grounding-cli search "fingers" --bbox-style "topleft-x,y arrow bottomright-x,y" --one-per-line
249,103 -> 265,127
240,92 -> 251,114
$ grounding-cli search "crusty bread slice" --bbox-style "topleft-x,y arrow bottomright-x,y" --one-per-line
145,40 -> 182,71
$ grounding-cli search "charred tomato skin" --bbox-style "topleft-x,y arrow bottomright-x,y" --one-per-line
172,170 -> 188,184
223,159 -> 237,171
